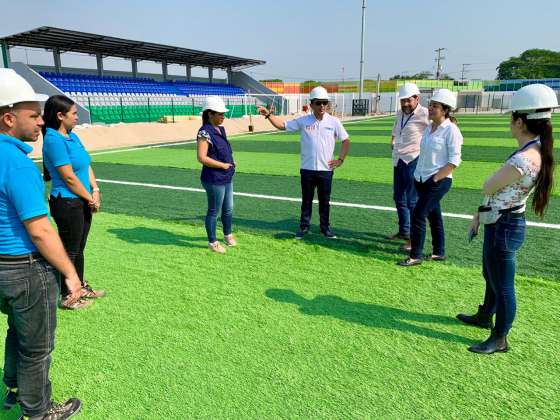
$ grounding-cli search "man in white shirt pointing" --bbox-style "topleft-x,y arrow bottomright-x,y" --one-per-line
259,86 -> 350,239
387,83 -> 429,242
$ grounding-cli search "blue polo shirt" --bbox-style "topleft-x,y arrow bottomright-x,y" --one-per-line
42,127 -> 92,198
197,124 -> 235,185
0,134 -> 49,255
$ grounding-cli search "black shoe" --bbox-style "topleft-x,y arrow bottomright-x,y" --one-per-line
385,232 -> 410,241
321,229 -> 337,239
295,227 -> 309,240
20,398 -> 81,420
4,388 -> 17,410
457,305 -> 494,329
468,331 -> 508,354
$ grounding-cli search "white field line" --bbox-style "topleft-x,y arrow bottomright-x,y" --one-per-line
96,178 -> 560,230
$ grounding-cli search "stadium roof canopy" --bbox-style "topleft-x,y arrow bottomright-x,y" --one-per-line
0,26 -> 265,70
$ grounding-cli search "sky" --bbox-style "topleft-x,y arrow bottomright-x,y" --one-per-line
2,0 -> 559,82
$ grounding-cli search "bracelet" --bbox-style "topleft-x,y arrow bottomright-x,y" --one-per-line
338,157 -> 344,163
92,188 -> 100,192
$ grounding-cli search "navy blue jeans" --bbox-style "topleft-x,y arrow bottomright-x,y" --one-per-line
480,213 -> 526,336
410,177 -> 452,259
0,256 -> 58,417
202,182 -> 233,243
393,158 -> 418,237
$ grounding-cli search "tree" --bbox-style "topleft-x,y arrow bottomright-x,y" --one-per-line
497,49 -> 560,79
390,71 -> 434,80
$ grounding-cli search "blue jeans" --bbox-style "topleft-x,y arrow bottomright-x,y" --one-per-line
410,177 -> 452,259
393,158 -> 418,237
0,256 -> 58,417
202,182 -> 233,243
480,213 -> 526,336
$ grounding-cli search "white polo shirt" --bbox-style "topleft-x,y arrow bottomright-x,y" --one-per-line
285,113 -> 349,171
414,118 -> 463,182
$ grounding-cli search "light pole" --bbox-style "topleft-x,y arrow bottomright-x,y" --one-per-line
359,0 -> 367,99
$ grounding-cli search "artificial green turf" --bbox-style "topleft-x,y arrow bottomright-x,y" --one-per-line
1,213 -> 558,419
3,115 -> 559,419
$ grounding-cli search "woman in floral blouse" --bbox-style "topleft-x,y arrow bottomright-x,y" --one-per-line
457,84 -> 557,354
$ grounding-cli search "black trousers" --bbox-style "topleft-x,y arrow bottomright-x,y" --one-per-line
300,169 -> 333,231
49,196 -> 92,295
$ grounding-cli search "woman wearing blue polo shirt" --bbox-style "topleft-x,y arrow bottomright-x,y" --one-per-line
196,96 -> 236,253
42,95 -> 105,309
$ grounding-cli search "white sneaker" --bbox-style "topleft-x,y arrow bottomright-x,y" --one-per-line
208,241 -> 226,253
224,234 -> 237,247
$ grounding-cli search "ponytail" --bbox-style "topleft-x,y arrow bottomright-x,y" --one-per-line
513,110 -> 555,218
202,110 -> 211,125
443,104 -> 458,125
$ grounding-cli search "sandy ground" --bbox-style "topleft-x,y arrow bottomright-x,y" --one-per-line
28,114 -> 373,157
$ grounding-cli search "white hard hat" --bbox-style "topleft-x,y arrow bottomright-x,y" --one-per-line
0,68 -> 48,107
508,83 -> 559,119
202,96 -> 229,113
309,86 -> 329,101
430,89 -> 457,110
398,83 -> 420,99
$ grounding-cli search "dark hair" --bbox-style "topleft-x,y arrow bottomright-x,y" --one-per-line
512,110 -> 555,218
202,109 -> 211,125
41,96 -> 75,181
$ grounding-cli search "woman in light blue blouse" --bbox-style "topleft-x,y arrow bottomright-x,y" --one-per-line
42,95 -> 105,309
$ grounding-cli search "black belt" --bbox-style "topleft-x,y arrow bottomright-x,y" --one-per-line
498,205 -> 524,215
0,253 -> 42,264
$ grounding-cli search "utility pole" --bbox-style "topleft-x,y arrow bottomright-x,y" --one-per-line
374,73 -> 381,113
434,48 -> 446,80
461,63 -> 471,81
358,0 -> 367,99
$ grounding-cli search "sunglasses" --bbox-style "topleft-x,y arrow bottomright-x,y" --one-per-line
313,100 -> 329,106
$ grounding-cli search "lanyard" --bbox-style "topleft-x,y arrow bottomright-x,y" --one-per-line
507,138 -> 539,160
400,111 -> 414,131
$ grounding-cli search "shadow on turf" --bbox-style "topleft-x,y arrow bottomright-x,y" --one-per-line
172,215 -> 406,260
265,289 -> 475,345
107,227 -> 207,248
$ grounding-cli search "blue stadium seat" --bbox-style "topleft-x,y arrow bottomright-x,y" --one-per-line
39,71 -> 246,97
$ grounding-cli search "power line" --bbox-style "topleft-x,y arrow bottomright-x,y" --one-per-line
461,63 -> 471,81
434,48 -> 446,80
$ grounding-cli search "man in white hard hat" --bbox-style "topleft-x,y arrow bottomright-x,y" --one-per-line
0,68 -> 82,419
259,86 -> 350,239
386,83 -> 429,242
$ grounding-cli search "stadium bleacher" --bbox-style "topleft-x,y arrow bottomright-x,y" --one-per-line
38,71 -> 251,123
39,72 -> 246,96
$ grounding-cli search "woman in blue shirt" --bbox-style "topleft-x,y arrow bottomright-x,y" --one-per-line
196,96 -> 236,253
42,95 -> 105,309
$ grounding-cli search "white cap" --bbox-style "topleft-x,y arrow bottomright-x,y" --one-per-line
309,86 -> 329,101
507,83 -> 559,119
202,96 -> 229,113
0,68 -> 48,107
398,83 -> 420,99
430,89 -> 457,110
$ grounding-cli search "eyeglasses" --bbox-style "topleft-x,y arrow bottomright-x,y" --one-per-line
313,100 -> 329,106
